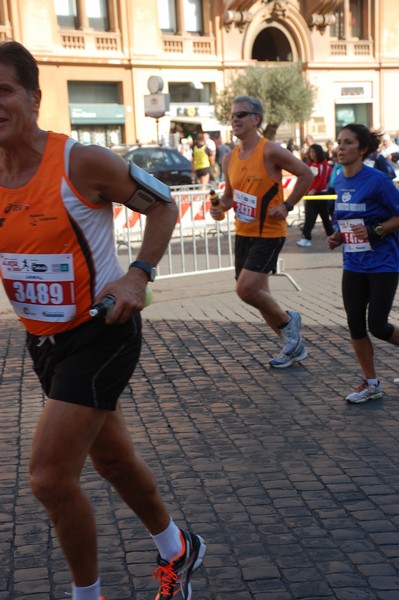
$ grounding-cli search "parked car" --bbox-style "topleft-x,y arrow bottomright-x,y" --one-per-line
122,145 -> 193,186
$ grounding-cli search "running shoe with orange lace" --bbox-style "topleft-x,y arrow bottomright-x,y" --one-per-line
153,529 -> 206,600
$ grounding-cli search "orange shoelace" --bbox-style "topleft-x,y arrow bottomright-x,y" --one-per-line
153,563 -> 179,595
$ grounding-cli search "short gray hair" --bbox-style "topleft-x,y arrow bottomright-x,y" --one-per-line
233,95 -> 264,126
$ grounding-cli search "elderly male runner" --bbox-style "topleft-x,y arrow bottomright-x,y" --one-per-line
0,41 -> 205,600
210,96 -> 313,367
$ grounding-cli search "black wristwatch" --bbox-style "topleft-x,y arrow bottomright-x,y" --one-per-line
284,201 -> 294,212
129,260 -> 157,282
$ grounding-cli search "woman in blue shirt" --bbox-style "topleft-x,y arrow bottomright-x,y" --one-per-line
328,124 -> 399,403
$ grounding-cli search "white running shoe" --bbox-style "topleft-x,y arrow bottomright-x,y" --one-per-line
281,310 -> 302,355
269,343 -> 308,369
346,380 -> 383,404
297,238 -> 312,247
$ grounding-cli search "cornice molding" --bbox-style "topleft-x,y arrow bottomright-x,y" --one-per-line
223,0 -> 344,34
306,0 -> 344,15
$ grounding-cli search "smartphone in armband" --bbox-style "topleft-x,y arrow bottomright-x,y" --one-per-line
126,162 -> 173,213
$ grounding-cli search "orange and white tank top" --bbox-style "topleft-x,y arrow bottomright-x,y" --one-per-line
228,137 -> 286,238
0,132 -> 124,335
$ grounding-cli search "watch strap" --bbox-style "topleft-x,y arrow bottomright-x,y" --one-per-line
129,260 -> 156,281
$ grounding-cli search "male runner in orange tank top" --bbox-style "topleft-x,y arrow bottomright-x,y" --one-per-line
0,41 -> 205,600
210,95 -> 313,367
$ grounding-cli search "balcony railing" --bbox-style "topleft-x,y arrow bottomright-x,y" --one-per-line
162,35 -> 215,56
60,29 -> 121,53
330,39 -> 373,57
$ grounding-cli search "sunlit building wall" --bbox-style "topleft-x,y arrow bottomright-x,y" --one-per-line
1,1 -> 398,146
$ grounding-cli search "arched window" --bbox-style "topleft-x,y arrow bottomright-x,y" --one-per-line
252,27 -> 293,62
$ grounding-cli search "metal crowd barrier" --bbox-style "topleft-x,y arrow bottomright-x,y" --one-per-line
115,186 -> 235,279
114,184 -> 304,289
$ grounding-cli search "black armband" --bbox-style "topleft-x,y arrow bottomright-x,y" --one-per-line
125,162 -> 173,213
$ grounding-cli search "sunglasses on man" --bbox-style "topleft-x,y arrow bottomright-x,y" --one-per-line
230,111 -> 259,119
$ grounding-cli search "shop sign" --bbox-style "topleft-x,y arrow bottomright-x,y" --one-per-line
69,103 -> 125,124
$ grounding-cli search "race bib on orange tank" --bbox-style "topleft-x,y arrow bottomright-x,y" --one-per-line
233,189 -> 257,223
0,253 -> 76,322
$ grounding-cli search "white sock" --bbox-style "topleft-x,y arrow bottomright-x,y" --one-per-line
72,578 -> 101,600
151,519 -> 183,563
367,378 -> 379,386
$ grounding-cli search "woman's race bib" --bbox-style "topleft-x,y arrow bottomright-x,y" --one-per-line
338,219 -> 372,253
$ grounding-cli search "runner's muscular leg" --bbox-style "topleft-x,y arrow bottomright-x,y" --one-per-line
89,404 -> 170,535
236,269 -> 289,335
30,398 -> 109,586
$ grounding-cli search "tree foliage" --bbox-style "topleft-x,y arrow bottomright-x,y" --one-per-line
215,63 -> 315,140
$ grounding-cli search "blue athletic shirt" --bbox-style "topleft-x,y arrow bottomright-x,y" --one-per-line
334,165 -> 399,273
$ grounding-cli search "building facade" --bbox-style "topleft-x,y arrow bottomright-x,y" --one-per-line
1,0 -> 398,147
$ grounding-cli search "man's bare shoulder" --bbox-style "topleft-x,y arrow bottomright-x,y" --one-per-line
70,142 -> 124,169
69,143 -> 131,204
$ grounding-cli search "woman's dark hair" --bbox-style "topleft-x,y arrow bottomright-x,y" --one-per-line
309,143 -> 325,163
339,123 -> 381,159
0,40 -> 39,94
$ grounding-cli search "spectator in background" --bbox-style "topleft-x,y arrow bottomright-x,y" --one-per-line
380,133 -> 399,164
204,132 -> 216,179
178,137 -> 193,162
324,140 -> 337,166
301,134 -> 314,163
192,132 -> 213,187
297,143 -> 334,247
214,137 -> 231,182
364,148 -> 397,180
287,138 -> 301,159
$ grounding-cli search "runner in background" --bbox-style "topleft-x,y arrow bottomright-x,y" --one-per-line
327,123 -> 399,403
210,95 -> 313,368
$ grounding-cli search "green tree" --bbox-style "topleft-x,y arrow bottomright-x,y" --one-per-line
215,63 -> 315,140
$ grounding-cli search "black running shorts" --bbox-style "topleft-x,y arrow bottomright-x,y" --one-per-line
195,167 -> 211,178
26,315 -> 142,411
235,235 -> 286,279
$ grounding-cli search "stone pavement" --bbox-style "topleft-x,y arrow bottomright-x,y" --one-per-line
1,224 -> 399,600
